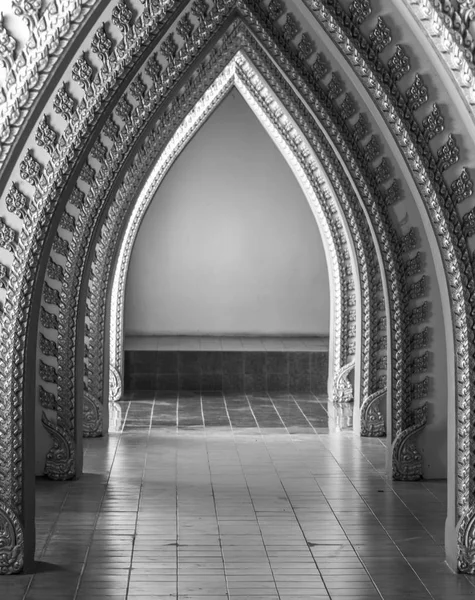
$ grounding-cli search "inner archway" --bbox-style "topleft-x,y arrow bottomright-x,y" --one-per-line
123,89 -> 331,394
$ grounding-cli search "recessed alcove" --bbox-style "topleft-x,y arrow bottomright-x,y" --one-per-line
123,90 -> 331,393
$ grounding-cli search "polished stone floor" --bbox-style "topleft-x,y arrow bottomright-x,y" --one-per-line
2,393 -> 475,599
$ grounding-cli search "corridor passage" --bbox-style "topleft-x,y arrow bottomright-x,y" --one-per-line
2,393 -> 474,600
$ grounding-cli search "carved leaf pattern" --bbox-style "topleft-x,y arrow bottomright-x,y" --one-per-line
0,218 -> 17,252
6,184 -> 28,219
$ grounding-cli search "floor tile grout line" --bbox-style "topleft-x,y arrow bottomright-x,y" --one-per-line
71,399 -> 133,600
125,398 -> 155,600
263,393 -> 352,600
227,394 -> 280,599
287,394 -> 437,599
206,393 -> 231,600
283,396 -> 388,600
296,393 -> 446,549
176,394 -> 181,600
23,470 -> 75,599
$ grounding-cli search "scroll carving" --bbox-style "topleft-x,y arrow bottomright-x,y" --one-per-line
0,503 -> 23,575
360,388 -> 386,437
333,361 -> 355,403
458,506 -> 475,574
83,393 -> 103,438
392,404 -> 428,481
41,412 -> 75,481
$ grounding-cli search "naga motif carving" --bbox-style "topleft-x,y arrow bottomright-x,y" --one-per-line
0,0 -> 474,576
0,503 -> 23,575
392,403 -> 428,481
458,506 -> 475,573
83,393 -> 103,438
109,365 -> 122,402
41,412 -> 75,481
360,388 -> 386,437
333,361 -> 355,403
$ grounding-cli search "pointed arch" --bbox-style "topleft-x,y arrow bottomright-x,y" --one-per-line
0,0 -> 473,576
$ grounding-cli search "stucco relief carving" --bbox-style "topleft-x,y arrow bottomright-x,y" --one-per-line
100,36 -> 382,421
305,2 -> 474,543
360,388 -> 386,437
333,361 -> 355,403
392,403 -> 428,480
0,0 -> 474,575
41,412 -> 75,481
83,393 -> 103,438
0,503 -> 23,575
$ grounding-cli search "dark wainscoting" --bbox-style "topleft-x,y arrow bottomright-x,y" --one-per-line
124,350 -> 329,394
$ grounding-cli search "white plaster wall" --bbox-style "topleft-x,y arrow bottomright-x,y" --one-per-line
124,90 -> 330,336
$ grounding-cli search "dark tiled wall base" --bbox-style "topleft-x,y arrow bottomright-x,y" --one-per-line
124,350 -> 328,394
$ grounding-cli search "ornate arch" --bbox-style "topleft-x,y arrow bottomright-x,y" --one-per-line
0,0 -> 473,576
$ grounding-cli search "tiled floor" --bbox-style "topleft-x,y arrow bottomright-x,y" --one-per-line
2,393 -> 475,599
